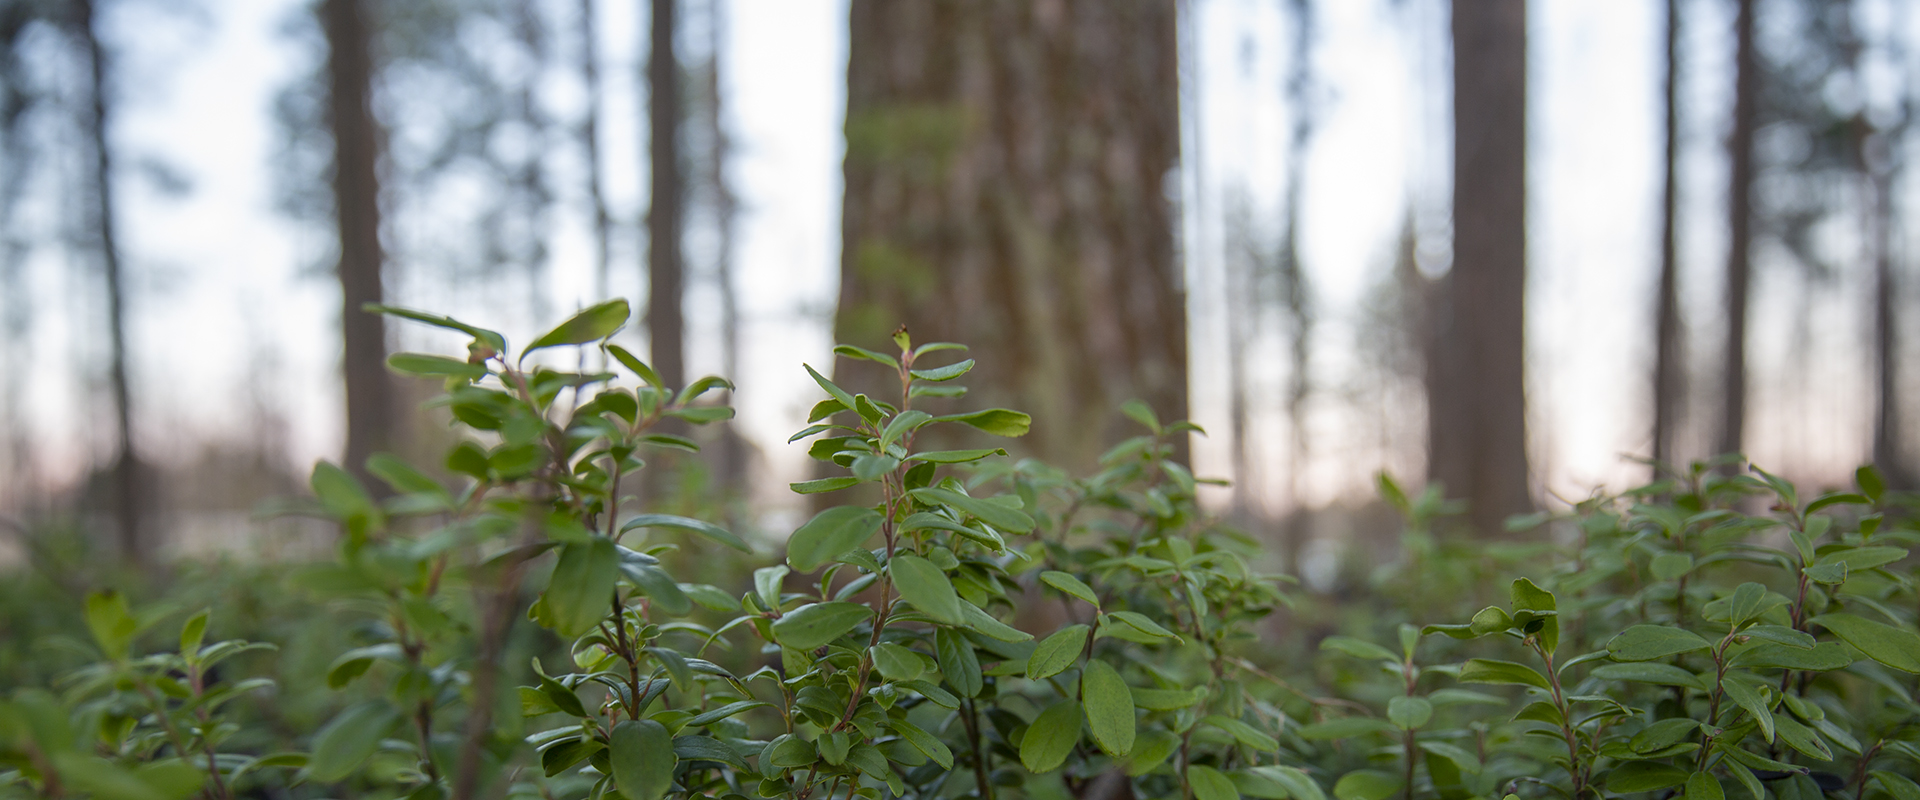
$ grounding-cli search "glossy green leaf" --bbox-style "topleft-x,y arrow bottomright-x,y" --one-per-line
1459,659 -> 1550,689
1203,714 -> 1279,751
1590,662 -> 1707,690
890,553 -> 964,624
911,358 -> 974,381
1190,765 -> 1241,800
546,538 -> 620,637
610,720 -> 676,800
786,506 -> 882,573
525,299 -> 629,355
1606,761 -> 1690,793
909,487 -> 1035,532
958,599 -> 1033,642
1333,770 -> 1402,800
1811,613 -> 1920,673
771,602 -> 873,650
931,408 -> 1031,437
1606,625 -> 1712,662
1387,696 -> 1433,730
1296,716 -> 1395,740
1320,636 -> 1398,662
1027,624 -> 1091,679
621,514 -> 751,552
1020,700 -> 1083,773
937,627 -> 983,697
1126,730 -> 1181,776
1040,571 -> 1101,608
871,643 -> 925,682
907,448 -> 1007,464
308,702 -> 400,782
888,718 -> 953,769
1080,660 -> 1135,757
387,352 -> 486,379
1719,679 -> 1774,743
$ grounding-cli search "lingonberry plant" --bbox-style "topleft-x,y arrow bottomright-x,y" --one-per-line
3,300 -> 1916,800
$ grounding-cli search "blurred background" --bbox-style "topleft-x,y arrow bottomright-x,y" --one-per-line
0,0 -> 1913,580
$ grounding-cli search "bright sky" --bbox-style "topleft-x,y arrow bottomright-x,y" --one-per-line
10,0 -> 1911,523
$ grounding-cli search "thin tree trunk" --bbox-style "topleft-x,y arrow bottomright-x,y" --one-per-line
647,0 -> 683,389
837,0 -> 1187,472
1653,0 -> 1684,473
324,0 -> 394,485
1279,0 -> 1315,570
76,0 -> 143,563
1430,0 -> 1531,535
1870,3 -> 1912,490
704,0 -> 745,495
513,0 -> 552,323
579,0 -> 612,301
1717,0 -> 1758,463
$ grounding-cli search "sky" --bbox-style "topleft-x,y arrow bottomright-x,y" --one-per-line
6,0 -> 1913,528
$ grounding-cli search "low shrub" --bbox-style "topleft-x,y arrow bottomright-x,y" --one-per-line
1,301 -> 1915,800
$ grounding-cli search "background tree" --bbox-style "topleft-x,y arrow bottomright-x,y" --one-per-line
1427,0 -> 1530,534
324,0 -> 395,486
1652,0 -> 1684,472
1717,0 -> 1758,465
647,0 -> 684,389
836,0 -> 1187,470
73,0 -> 146,563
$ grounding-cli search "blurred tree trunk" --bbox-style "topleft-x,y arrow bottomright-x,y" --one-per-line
324,0 -> 394,486
1278,0 -> 1316,572
1428,0 -> 1531,535
1717,0 -> 1758,463
75,0 -> 145,563
700,0 -> 746,497
647,0 -> 684,389
579,0 -> 611,301
1652,0 -> 1684,472
837,0 -> 1187,471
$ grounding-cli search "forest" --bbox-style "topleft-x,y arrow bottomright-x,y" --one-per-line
2,0 -> 1919,799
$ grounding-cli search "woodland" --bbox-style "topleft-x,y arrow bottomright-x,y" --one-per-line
1,1 -> 1919,799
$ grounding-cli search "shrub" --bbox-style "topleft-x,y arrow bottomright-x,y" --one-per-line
0,301 -> 1916,800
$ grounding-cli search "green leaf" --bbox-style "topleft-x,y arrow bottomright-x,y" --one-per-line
1250,766 -> 1329,800
1189,765 -> 1242,800
525,299 -> 630,356
1873,771 -> 1920,800
1741,625 -> 1815,649
909,487 -> 1035,532
907,448 -> 1008,464
1019,700 -> 1083,773
1125,730 -> 1181,776
311,461 -> 381,534
936,627 -> 983,697
1459,659 -> 1550,689
1105,611 -> 1181,642
1333,770 -> 1402,800
1651,552 -> 1695,581
890,554 -> 964,625
1773,716 -> 1831,761
1733,642 -> 1853,671
386,352 -> 487,380
1814,546 -> 1909,572
910,358 -> 974,381
1720,678 -> 1774,743
803,364 -> 858,411
179,610 -> 209,658
546,538 -> 620,638
1606,761 -> 1690,793
84,590 -> 138,662
687,701 -> 773,727
791,476 -> 859,495
833,343 -> 899,368
878,410 -> 932,450
621,513 -> 751,552
1027,624 -> 1091,680
673,735 -> 752,772
958,599 -> 1033,642
365,304 -> 506,353
1131,687 -> 1203,711
1203,715 -> 1280,751
366,453 -> 445,497
931,408 -> 1031,437
610,719 -> 676,800
1858,466 -> 1888,502
1607,625 -> 1712,662
308,702 -> 400,782
325,643 -> 402,689
1080,660 -> 1135,757
1590,662 -> 1707,690
772,602 -> 874,650
1387,696 -> 1433,730
888,718 -> 954,770
1510,577 -> 1556,612
1811,613 -> 1920,673
1040,571 -> 1101,608
606,344 -> 664,388
1320,636 -> 1398,662
786,506 -> 882,572
871,643 -> 925,682
1727,582 -> 1771,626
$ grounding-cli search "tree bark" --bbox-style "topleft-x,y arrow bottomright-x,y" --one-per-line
75,0 -> 144,563
647,0 -> 684,389
324,0 -> 394,485
837,0 -> 1187,471
1652,0 -> 1684,473
1428,0 -> 1531,534
580,0 -> 611,301
1717,0 -> 1758,464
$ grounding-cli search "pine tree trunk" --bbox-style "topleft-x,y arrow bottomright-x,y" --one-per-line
837,0 -> 1187,471
647,0 -> 684,389
1653,0 -> 1684,473
1429,0 -> 1531,535
76,0 -> 144,563
324,0 -> 394,486
1717,0 -> 1758,464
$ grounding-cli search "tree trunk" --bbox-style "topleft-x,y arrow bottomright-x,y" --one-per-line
647,0 -> 684,389
75,0 -> 144,563
1428,0 -> 1531,535
325,0 -> 394,486
702,0 -> 746,497
1717,0 -> 1758,464
580,0 -> 611,301
1652,0 -> 1684,473
1278,0 -> 1316,571
837,0 -> 1187,471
